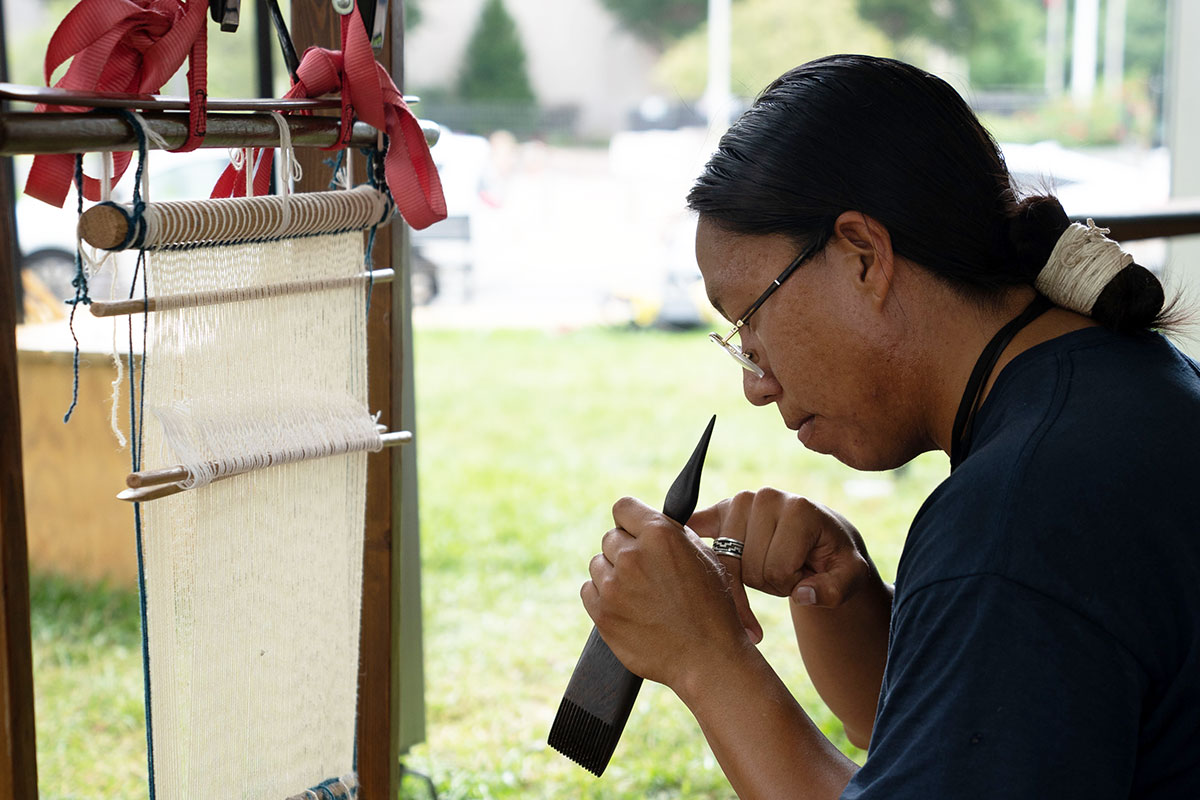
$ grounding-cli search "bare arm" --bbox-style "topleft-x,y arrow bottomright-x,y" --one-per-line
676,638 -> 860,800
791,567 -> 892,748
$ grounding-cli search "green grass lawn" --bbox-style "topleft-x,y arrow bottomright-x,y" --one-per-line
31,326 -> 949,799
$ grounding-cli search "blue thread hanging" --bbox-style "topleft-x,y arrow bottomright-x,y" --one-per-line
360,141 -> 394,315
102,108 -> 157,800
62,154 -> 92,423
324,149 -> 347,190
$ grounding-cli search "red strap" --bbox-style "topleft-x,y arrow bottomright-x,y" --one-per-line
24,0 -> 208,207
212,9 -> 446,230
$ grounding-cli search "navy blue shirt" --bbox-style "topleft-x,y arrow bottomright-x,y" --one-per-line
842,327 -> 1200,799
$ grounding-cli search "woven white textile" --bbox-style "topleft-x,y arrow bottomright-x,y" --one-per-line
138,231 -> 376,798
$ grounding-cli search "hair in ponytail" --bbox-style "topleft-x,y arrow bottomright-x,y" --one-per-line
1006,194 -> 1167,332
687,54 -> 1171,333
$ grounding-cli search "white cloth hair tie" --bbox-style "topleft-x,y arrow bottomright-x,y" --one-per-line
1035,218 -> 1133,315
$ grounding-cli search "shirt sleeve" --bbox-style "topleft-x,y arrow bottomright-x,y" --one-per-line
840,573 -> 1144,800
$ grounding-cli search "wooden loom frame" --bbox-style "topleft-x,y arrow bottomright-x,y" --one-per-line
0,1 -> 425,797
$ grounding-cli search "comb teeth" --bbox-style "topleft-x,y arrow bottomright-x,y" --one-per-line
547,697 -> 620,777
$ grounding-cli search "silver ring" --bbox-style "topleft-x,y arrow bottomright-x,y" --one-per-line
712,537 -> 744,559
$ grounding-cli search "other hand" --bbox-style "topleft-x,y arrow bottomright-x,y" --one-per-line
688,488 -> 874,642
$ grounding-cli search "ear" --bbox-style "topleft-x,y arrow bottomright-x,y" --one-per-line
829,211 -> 896,310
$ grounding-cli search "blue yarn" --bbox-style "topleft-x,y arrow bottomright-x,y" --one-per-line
128,247 -> 154,799
99,108 -> 158,800
325,149 -> 347,190
359,143 -> 394,318
62,155 -> 91,423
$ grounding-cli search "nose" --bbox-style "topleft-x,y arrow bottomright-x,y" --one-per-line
742,357 -> 782,407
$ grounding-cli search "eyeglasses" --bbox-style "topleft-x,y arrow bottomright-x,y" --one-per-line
709,237 -> 823,378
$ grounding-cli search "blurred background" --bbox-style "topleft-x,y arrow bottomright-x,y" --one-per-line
10,0 -> 1197,332
6,0 -> 1199,798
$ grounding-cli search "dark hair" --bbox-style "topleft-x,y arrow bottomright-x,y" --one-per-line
687,54 -> 1166,333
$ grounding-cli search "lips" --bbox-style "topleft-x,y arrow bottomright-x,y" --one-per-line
795,415 -> 816,445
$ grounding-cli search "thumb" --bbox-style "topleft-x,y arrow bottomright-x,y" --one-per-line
789,561 -> 862,609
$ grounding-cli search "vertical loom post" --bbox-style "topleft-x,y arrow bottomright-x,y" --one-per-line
0,0 -> 39,780
0,68 -> 40,800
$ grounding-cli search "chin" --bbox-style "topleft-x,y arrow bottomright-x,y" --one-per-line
817,439 -> 918,472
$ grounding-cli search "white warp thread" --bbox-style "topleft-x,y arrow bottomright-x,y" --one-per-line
139,228 -> 373,797
1035,218 -> 1133,314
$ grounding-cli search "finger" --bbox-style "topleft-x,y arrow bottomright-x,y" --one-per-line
612,495 -> 678,537
587,551 -> 610,586
740,490 -> 777,591
580,579 -> 601,622
600,526 -> 631,564
759,501 -> 820,596
686,502 -> 723,539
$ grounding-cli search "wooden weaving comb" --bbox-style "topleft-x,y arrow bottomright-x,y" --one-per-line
548,415 -> 716,776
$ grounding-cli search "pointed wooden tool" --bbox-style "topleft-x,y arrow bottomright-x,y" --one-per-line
548,415 -> 716,776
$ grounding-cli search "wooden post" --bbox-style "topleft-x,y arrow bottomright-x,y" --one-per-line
0,0 -> 40,789
0,172 -> 40,800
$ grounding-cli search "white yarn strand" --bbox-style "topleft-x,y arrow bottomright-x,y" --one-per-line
270,112 -> 294,235
1035,218 -> 1133,314
97,113 -> 160,448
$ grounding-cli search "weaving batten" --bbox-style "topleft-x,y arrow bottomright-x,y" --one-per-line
138,222 -> 372,796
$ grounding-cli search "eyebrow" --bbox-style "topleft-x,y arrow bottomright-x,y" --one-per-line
705,280 -> 732,321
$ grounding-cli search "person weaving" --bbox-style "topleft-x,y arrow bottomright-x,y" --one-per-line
580,54 -> 1200,799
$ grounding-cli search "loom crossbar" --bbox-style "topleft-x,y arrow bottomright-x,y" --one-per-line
119,431 -> 413,502
89,268 -> 396,318
79,184 -> 392,250
0,109 -> 439,156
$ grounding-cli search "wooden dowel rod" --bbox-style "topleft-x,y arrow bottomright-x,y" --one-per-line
121,430 -> 413,496
89,269 -> 395,318
0,110 -> 439,156
78,186 -> 393,251
0,81 -> 419,110
125,466 -> 189,489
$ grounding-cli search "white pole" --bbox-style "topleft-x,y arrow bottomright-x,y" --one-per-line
1045,0 -> 1068,96
1164,0 -> 1200,357
1071,0 -> 1100,106
705,0 -> 732,131
1103,0 -> 1127,99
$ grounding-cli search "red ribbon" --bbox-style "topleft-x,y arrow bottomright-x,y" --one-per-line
213,8 -> 446,231
23,0 -> 209,207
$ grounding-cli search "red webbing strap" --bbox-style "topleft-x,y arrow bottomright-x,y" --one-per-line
212,8 -> 446,230
23,0 -> 208,207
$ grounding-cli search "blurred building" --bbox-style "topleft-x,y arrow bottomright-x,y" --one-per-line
404,0 -> 659,138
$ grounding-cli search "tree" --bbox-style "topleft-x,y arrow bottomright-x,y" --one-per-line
600,0 -> 708,48
655,0 -> 892,99
405,0 -> 423,29
455,0 -> 535,101
857,0 -> 1043,88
